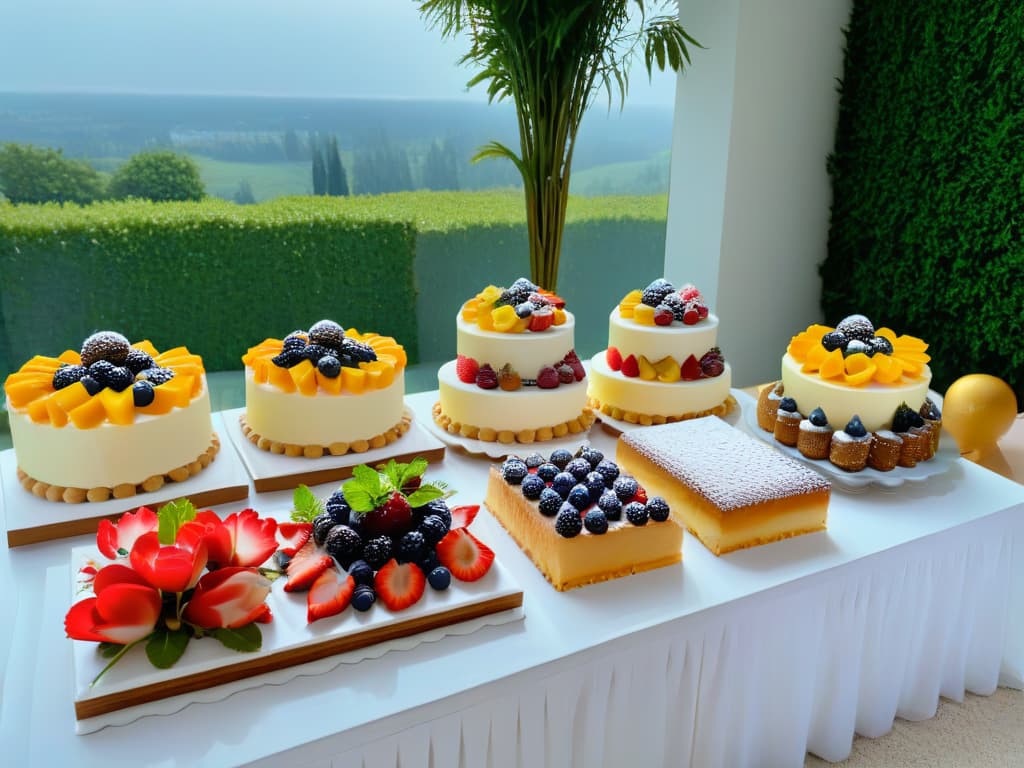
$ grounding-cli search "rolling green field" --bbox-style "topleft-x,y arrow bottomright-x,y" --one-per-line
191,157 -> 311,201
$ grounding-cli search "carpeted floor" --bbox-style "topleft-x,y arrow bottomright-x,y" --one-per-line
804,688 -> 1024,767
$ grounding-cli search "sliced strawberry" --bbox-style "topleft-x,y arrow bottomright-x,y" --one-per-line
681,354 -> 701,381
529,308 -> 554,332
630,487 -> 649,505
456,354 -> 479,384
374,559 -> 426,611
284,540 -> 332,592
539,291 -> 566,309
450,504 -> 480,529
436,528 -> 495,582
307,566 -> 356,623
621,354 -> 640,378
606,346 -> 623,371
254,604 -> 274,623
277,522 -> 312,556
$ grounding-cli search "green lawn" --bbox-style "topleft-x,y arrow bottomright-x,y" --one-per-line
191,157 -> 312,202
570,151 -> 670,196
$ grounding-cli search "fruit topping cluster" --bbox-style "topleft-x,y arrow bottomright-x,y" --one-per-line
283,458 -> 495,621
456,350 -> 586,390
605,346 -> 724,382
499,446 -> 671,538
271,320 -> 377,377
619,279 -> 709,326
461,278 -> 568,333
788,315 -> 930,385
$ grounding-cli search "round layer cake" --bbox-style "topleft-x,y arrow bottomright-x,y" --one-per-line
241,321 -> 409,457
3,333 -> 218,502
587,280 -> 732,424
780,315 -> 932,432
434,278 -> 593,443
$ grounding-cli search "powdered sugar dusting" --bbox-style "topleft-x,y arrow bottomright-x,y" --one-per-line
621,417 -> 830,511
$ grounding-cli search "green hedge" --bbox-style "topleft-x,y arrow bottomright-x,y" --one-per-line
825,1 -> 1024,404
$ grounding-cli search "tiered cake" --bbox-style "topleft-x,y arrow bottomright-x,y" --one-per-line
434,278 -> 594,443
588,279 -> 733,425
241,320 -> 409,457
3,331 -> 218,502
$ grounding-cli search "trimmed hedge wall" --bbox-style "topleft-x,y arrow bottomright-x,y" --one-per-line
825,1 -> 1024,404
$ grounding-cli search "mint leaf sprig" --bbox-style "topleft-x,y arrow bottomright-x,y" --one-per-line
290,484 -> 325,523
342,457 -> 449,515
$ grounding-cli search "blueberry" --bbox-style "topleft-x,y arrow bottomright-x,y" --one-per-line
502,459 -> 529,485
844,415 -> 867,438
417,550 -> 440,574
428,566 -> 452,591
520,473 -> 546,500
514,301 -> 535,318
554,505 -> 583,538
646,497 -> 671,522
567,484 -> 591,511
583,471 -> 606,502
625,502 -> 649,526
565,458 -> 591,482
820,330 -> 847,352
594,460 -> 620,487
536,463 -> 559,483
551,471 -> 576,499
583,510 -> 609,535
578,446 -> 604,469
348,560 -> 374,586
317,354 -> 342,378
843,339 -> 871,358
548,449 -> 573,470
808,407 -> 828,427
869,336 -> 894,356
132,380 -> 155,407
613,476 -> 639,502
524,452 -> 546,469
778,397 -> 798,413
351,585 -> 376,612
598,491 -> 623,520
538,488 -> 563,516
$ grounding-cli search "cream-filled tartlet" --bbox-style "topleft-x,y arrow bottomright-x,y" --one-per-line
241,320 -> 409,457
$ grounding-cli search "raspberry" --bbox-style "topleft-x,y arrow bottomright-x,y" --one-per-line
456,354 -> 479,384
556,364 -> 575,384
527,292 -> 550,307
654,305 -> 674,326
475,364 -> 498,389
537,365 -> 559,389
679,284 -> 702,302
682,302 -> 701,325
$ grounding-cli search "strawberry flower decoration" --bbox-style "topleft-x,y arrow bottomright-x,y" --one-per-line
192,509 -> 279,568
183,567 -> 272,629
97,506 -> 158,560
130,526 -> 208,593
65,564 -> 162,645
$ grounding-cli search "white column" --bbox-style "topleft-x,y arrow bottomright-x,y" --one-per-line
665,0 -> 853,387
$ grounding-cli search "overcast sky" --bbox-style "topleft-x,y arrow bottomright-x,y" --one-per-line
0,0 -> 679,106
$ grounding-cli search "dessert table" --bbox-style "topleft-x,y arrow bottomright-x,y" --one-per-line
1,390 -> 1022,767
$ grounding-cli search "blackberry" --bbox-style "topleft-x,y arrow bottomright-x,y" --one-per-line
641,278 -> 674,307
317,355 -> 341,378
417,550 -> 441,574
821,331 -> 847,352
308,319 -> 346,348
835,314 -> 875,343
613,476 -> 639,502
501,458 -> 529,485
362,536 -> 393,569
598,491 -> 623,520
554,505 -> 583,538
418,514 -> 449,545
351,584 -> 376,612
427,566 -> 452,591
843,339 -> 871,358
661,292 -> 685,321
348,559 -> 375,586
646,497 -> 671,522
124,349 -> 155,374
524,452 -> 546,469
397,531 -> 427,563
80,375 -> 102,396
551,471 -> 576,499
52,364 -> 87,391
891,403 -> 924,433
577,446 -> 604,468
548,449 -> 573,470
137,366 -> 176,385
503,277 -> 537,306
520,473 -> 546,500
312,513 -> 336,546
341,338 -> 377,363
325,490 -> 351,525
303,344 -> 332,363
535,462 -> 559,483
325,525 -> 363,568
106,366 -> 133,392
132,380 -> 155,407
271,349 -> 304,368
417,498 -> 452,529
567,484 -> 591,511
625,502 -> 649,526
583,472 -> 607,502
80,331 -> 130,366
583,510 -> 609,534
844,415 -> 868,438
282,333 -> 308,353
88,360 -> 115,388
809,407 -> 829,427
594,460 -> 620,487
869,336 -> 894,356
538,488 -> 563,516
565,457 -> 591,482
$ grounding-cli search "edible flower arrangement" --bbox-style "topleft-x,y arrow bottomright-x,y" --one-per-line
460,277 -> 567,333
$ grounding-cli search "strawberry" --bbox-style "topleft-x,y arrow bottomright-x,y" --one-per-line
537,365 -> 560,389
307,566 -> 356,623
436,528 -> 495,582
450,504 -> 480,529
654,305 -> 674,326
374,559 -> 426,611
285,540 -> 333,592
621,354 -> 640,378
679,284 -> 702,302
540,291 -> 566,309
606,346 -> 623,371
682,303 -> 701,325
529,307 -> 554,332
697,303 -> 709,320
456,355 -> 479,384
630,487 -> 648,505
276,522 -> 312,556
681,354 -> 701,381
359,491 -> 412,538
476,364 -> 498,389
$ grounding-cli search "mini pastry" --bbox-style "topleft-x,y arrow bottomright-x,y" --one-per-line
757,381 -> 785,432
774,396 -> 802,446
919,398 -> 942,453
797,407 -> 832,460
867,430 -> 902,471
892,402 -> 928,467
829,415 -> 871,472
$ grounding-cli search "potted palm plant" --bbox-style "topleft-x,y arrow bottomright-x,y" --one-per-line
419,0 -> 698,292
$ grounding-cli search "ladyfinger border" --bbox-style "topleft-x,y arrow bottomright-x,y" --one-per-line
238,413 -> 411,459
432,402 -> 596,444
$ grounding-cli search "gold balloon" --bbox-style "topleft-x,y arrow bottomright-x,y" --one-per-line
942,374 -> 1018,456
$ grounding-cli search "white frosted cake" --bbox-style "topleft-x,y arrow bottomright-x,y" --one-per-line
434,278 -> 594,443
588,280 -> 733,425
241,320 -> 409,457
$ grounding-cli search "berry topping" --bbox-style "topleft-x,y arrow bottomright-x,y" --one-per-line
374,559 -> 427,611
565,457 -> 591,481
325,490 -> 352,524
843,339 -> 872,357
598,491 -> 623,520
436,528 -> 495,582
654,304 -> 674,326
284,540 -> 333,592
359,491 -> 413,538
556,363 -> 575,384
456,354 -> 479,383
700,348 -> 726,378
312,513 -> 336,546
892,402 -> 925,433
501,457 -> 529,484
418,514 -> 450,545
844,415 -> 868,438
584,510 -> 609,534
417,550 -> 440,574
520,473 -> 546,500
397,531 -> 427,564
682,303 -> 701,325
132,380 -> 155,407
537,365 -> 560,389
919,398 -> 942,420
303,344 -> 333,363
514,301 -> 535,318
549,449 -> 573,469
779,397 -> 798,413
505,277 -> 538,306
621,354 -> 640,377
836,314 -> 875,343
641,278 -> 675,307
625,501 -> 649,526
647,497 -> 671,522
317,355 -> 342,378
137,367 -> 175,385
498,363 -> 522,391
578,446 -> 604,467
80,331 -> 131,367
282,332 -> 307,353
551,471 -> 577,498
340,337 -> 377,364
347,559 -> 375,586
583,471 -> 607,501
661,292 -> 685,321
104,365 -> 133,392
567,484 -> 591,511
417,498 -> 452,529
351,584 -> 376,612
681,354 -> 702,381
613,475 -> 639,502
525,452 -> 546,468
528,307 -> 555,332
538,487 -> 564,516
869,336 -> 894,356
536,462 -> 560,482
427,566 -> 452,591
308,319 -> 346,348
80,375 -> 102,396
306,567 -> 355,623
554,505 -> 584,538
52,364 -> 87,390
606,346 -> 623,371
277,522 -> 313,556
594,460 -> 620,486
88,359 -> 115,387
124,349 -> 155,374
809,407 -> 829,427
679,283 -> 702,302
324,524 -> 363,569
271,349 -> 304,368
475,363 -> 499,390
362,536 -> 393,570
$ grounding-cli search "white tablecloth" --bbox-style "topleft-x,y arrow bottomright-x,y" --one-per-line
2,390 -> 1022,767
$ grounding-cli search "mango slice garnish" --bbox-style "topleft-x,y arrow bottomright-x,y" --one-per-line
819,348 -> 846,379
843,353 -> 877,386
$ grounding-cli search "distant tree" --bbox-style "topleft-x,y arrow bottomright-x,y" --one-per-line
0,143 -> 106,204
233,179 -> 256,204
283,130 -> 303,162
325,136 -> 349,196
311,139 -> 327,195
422,139 -> 459,190
108,150 -> 205,201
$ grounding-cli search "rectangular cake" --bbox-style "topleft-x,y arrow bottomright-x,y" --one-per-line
616,417 -> 830,555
